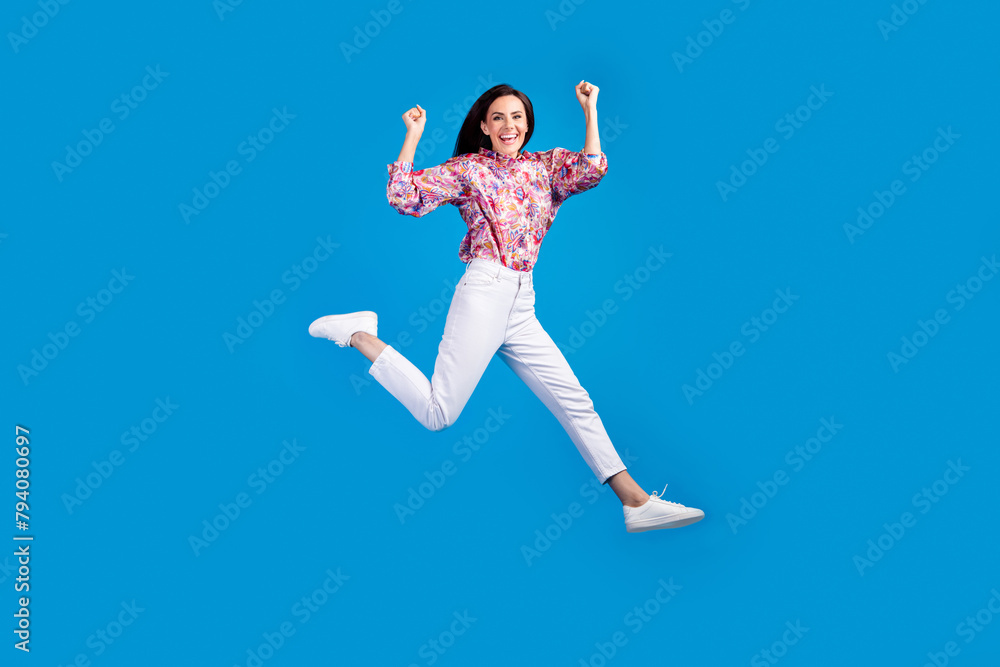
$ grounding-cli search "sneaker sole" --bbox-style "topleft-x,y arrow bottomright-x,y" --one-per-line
626,511 -> 705,533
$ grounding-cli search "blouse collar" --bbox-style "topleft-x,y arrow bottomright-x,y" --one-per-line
478,147 -> 525,162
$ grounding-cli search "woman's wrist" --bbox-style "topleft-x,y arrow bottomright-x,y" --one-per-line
397,131 -> 422,163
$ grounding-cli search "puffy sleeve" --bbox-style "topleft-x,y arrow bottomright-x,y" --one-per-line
386,156 -> 470,217
532,147 -> 608,206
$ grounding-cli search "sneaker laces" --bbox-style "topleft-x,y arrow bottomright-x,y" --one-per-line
650,483 -> 684,507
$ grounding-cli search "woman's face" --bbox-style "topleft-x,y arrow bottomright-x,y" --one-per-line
481,95 -> 528,156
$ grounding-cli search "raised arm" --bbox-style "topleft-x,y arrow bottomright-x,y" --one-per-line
575,80 -> 601,155
397,104 -> 425,163
387,104 -> 469,217
529,81 -> 609,205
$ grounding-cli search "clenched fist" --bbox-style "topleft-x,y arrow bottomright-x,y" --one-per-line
402,104 -> 427,134
575,80 -> 599,112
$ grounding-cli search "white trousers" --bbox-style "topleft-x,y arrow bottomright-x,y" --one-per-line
368,258 -> 627,483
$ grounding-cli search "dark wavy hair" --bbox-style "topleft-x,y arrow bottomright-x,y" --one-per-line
452,84 -> 535,158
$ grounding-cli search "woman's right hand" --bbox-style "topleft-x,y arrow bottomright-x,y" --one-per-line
402,104 -> 427,135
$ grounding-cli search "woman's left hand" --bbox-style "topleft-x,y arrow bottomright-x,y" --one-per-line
575,80 -> 599,113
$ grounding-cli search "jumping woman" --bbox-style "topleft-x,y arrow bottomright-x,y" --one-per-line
308,81 -> 704,532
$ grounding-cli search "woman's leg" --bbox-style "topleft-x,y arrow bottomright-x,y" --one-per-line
498,310 -> 705,529
492,275 -> 662,507
495,310 -> 632,490
360,268 -> 514,431
497,324 -> 672,509
354,327 -> 653,508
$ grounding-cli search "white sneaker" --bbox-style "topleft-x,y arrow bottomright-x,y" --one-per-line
308,311 -> 378,348
623,484 -> 704,533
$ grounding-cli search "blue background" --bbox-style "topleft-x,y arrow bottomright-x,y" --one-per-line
3,0 -> 999,665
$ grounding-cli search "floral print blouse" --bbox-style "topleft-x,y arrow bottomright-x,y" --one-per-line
386,147 -> 608,272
